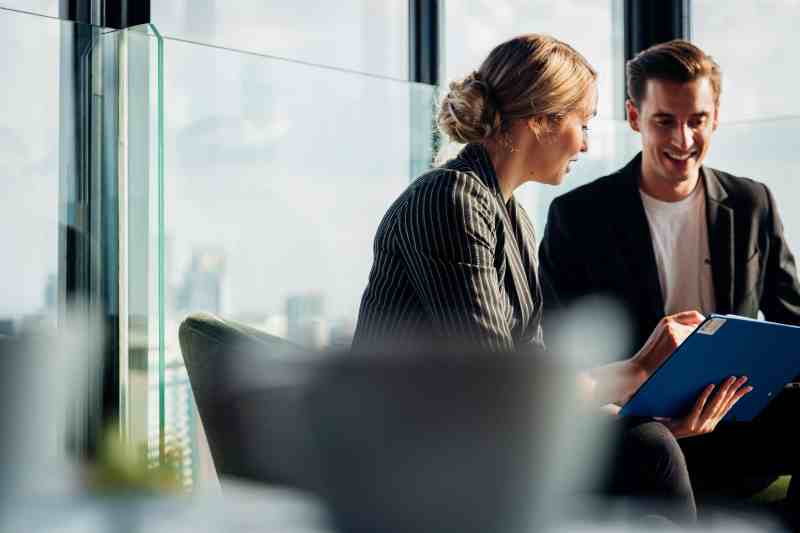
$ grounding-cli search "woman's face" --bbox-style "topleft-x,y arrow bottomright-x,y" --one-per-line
522,85 -> 597,186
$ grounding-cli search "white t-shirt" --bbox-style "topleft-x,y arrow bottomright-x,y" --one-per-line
640,182 -> 716,316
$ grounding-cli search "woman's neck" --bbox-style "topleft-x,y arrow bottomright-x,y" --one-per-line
484,141 -> 527,202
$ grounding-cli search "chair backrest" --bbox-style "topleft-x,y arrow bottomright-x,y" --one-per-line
178,312 -> 320,490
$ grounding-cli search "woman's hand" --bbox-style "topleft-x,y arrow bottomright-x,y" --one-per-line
581,310 -> 705,408
661,376 -> 754,439
631,311 -> 705,379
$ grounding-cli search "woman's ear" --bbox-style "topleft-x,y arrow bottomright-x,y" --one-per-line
526,116 -> 549,141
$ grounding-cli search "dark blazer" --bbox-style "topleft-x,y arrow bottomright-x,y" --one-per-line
353,143 -> 544,352
539,152 -> 800,353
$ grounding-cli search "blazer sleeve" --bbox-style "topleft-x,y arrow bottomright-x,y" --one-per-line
396,172 -> 515,351
760,184 -> 800,325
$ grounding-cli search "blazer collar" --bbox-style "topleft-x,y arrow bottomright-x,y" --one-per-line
450,142 -> 504,197
448,143 -> 535,331
613,153 -> 666,320
702,166 -> 735,313
615,153 -> 735,316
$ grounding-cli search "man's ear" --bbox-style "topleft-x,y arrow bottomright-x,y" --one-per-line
625,99 -> 641,132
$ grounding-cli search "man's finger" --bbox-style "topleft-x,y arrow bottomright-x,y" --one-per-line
717,376 -> 749,414
717,385 -> 754,420
707,376 -> 738,420
725,383 -> 753,411
699,379 -> 729,425
671,310 -> 706,325
688,383 -> 715,427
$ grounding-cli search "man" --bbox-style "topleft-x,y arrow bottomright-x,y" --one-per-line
538,40 -> 800,517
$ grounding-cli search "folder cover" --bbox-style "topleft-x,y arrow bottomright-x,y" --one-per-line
620,314 -> 800,422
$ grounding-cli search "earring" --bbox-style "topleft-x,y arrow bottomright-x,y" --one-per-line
503,131 -> 518,153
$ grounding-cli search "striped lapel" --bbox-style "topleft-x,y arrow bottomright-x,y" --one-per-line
449,144 -> 535,333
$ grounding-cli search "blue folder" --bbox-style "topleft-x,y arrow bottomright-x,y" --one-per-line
620,314 -> 800,422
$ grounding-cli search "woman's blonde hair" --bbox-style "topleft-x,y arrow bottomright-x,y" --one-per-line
438,34 -> 597,145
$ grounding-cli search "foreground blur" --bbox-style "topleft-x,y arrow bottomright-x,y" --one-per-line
0,300 -> 786,532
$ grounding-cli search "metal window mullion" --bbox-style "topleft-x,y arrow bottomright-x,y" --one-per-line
60,0 -> 150,28
409,0 -> 441,85
623,0 -> 691,111
408,0 -> 442,180
624,0 -> 690,61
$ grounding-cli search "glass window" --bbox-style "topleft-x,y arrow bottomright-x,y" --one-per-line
692,0 -> 800,122
0,8 -> 61,332
705,119 -> 800,254
444,0 -> 624,119
0,1 -> 58,18
443,1 -> 629,230
152,0 -> 409,79
161,34 -> 437,486
694,2 -> 800,255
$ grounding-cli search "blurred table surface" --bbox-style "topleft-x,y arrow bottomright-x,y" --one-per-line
0,476 -> 782,533
0,478 -> 331,533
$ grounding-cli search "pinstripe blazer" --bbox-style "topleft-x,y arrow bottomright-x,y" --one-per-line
352,143 -> 544,352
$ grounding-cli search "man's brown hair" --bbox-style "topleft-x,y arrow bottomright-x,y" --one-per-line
626,39 -> 721,108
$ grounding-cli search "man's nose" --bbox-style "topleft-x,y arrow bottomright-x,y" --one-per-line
672,124 -> 694,151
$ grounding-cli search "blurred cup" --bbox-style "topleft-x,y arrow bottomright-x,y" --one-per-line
304,345 -> 577,533
0,332 -> 64,496
0,307 -> 99,499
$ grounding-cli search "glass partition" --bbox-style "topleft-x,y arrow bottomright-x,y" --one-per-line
705,118 -> 800,254
96,24 -> 165,474
693,0 -> 800,122
444,0 -> 625,119
0,1 -> 58,18
152,0 -> 409,80
0,8 -> 61,334
1,5 -> 165,467
0,6 -> 119,464
0,1 -> 437,490
161,34 -> 438,486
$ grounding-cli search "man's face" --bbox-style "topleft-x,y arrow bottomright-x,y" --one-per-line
626,77 -> 719,186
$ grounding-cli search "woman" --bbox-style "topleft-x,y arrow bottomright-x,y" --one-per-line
352,34 -> 750,523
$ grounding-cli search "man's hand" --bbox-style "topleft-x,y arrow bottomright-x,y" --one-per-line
631,311 -> 705,379
662,376 -> 754,439
582,310 -> 706,408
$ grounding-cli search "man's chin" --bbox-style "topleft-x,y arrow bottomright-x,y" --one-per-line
659,162 -> 699,183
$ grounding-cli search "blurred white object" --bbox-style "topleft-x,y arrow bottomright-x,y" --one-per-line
0,306 -> 100,498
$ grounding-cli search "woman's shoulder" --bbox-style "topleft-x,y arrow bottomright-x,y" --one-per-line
386,168 -> 500,242
406,166 -> 497,211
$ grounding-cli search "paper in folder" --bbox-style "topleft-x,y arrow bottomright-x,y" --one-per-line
620,314 -> 800,422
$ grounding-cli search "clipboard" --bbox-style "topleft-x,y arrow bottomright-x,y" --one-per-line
620,314 -> 800,422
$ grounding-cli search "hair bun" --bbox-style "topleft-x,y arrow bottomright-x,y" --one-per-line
437,71 -> 502,144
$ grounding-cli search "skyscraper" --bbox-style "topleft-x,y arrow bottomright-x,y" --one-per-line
176,247 -> 227,315
286,291 -> 327,349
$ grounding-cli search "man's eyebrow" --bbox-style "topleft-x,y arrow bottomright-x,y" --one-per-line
651,111 -> 710,118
